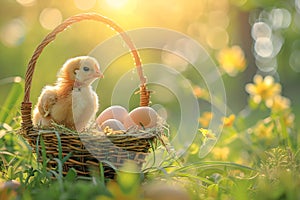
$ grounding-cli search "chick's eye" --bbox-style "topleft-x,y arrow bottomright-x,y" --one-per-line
83,66 -> 90,72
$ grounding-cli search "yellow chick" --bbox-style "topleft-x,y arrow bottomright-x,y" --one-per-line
33,56 -> 103,131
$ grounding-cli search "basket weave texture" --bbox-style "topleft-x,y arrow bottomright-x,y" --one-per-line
20,13 -> 161,178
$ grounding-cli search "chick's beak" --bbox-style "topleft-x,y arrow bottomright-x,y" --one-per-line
94,70 -> 104,78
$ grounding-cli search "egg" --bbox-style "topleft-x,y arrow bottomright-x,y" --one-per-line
123,115 -> 137,129
100,119 -> 125,131
96,105 -> 128,125
128,107 -> 158,128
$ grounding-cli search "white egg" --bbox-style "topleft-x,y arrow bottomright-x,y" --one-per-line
128,107 -> 158,128
100,119 -> 125,131
96,105 -> 128,125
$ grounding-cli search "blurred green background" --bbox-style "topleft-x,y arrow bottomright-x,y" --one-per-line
0,0 -> 300,127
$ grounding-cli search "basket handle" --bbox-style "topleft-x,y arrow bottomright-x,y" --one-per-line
21,13 -> 150,131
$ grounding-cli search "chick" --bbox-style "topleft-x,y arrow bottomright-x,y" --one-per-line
33,56 -> 103,131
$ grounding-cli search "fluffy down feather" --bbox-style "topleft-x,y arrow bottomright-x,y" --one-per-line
33,56 -> 103,131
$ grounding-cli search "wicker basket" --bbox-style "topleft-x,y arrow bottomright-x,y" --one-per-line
20,13 -> 163,178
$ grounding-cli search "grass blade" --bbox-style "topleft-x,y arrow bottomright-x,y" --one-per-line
0,77 -> 24,124
99,162 -> 105,184
171,161 -> 256,173
53,158 -> 63,179
40,136 -> 48,174
54,131 -> 62,161
61,151 -> 72,164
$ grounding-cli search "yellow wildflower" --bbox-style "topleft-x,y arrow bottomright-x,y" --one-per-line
217,45 -> 246,76
222,114 -> 235,127
193,86 -> 209,99
199,128 -> 216,140
198,112 -> 213,128
266,95 -> 290,112
246,75 -> 281,105
212,147 -> 230,160
254,122 -> 274,139
283,112 -> 294,128
188,143 -> 200,155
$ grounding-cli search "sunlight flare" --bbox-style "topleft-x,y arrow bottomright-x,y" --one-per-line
105,0 -> 128,9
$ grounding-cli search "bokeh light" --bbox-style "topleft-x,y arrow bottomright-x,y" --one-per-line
256,57 -> 277,72
251,22 -> 272,40
16,0 -> 36,7
161,52 -> 188,72
208,11 -> 229,29
161,38 -> 200,72
269,8 -> 291,29
206,27 -> 228,50
187,22 -> 203,37
295,0 -> 300,13
103,0 -> 137,14
39,8 -> 62,30
259,10 -> 270,22
187,22 -> 208,45
255,37 -> 273,58
271,33 -> 284,56
289,50 -> 300,72
74,0 -> 96,10
0,19 -> 25,47
251,6 -> 293,73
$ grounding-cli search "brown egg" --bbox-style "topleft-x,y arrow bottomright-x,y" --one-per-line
96,105 -> 128,125
123,115 -> 137,129
128,107 -> 158,128
100,119 -> 125,131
